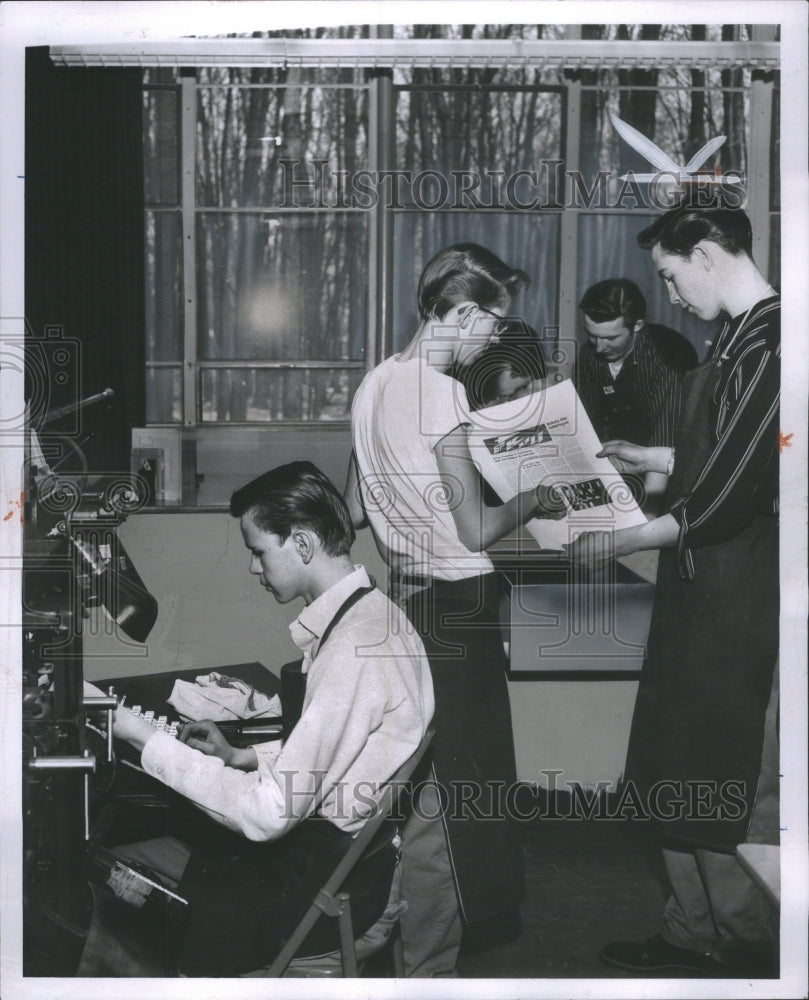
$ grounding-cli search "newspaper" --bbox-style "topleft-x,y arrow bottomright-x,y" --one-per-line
466,378 -> 647,549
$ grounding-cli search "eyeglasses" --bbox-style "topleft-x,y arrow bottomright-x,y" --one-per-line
475,305 -> 509,338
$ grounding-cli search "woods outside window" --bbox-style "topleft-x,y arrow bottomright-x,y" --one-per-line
139,23 -> 778,429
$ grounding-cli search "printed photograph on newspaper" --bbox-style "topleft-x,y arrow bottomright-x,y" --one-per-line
467,379 -> 647,549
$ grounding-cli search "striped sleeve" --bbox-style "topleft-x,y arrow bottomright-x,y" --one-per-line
643,357 -> 683,448
669,328 -> 780,561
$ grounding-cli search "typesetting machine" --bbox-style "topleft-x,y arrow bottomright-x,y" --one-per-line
21,415 -> 287,975
21,405 -> 162,975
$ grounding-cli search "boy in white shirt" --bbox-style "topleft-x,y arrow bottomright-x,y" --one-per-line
85,461 -> 433,976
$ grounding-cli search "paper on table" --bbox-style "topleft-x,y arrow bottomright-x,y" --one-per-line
466,379 -> 647,549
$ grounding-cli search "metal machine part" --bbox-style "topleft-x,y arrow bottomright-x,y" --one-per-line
22,448 -> 159,974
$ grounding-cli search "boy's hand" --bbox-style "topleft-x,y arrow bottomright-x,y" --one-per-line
597,442 -> 672,476
531,483 -> 568,520
178,720 -> 234,762
177,720 -> 256,771
563,530 -> 615,571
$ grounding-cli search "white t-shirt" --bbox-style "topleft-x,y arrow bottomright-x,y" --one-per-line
351,355 -> 493,581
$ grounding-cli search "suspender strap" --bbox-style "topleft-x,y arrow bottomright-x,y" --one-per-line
316,580 -> 377,654
280,580 -> 376,741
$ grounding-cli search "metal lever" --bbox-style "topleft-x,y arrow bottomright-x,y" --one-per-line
28,748 -> 97,840
28,750 -> 97,773
84,692 -> 118,763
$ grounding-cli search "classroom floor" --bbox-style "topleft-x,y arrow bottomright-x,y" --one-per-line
27,783 -> 780,983
455,810 -> 668,979
395,804 -> 780,984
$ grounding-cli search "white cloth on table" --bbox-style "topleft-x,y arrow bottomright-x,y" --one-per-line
167,671 -> 281,721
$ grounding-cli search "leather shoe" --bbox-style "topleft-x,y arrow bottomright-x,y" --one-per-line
600,935 -> 721,975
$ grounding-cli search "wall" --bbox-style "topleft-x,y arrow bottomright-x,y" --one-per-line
84,511 -> 649,788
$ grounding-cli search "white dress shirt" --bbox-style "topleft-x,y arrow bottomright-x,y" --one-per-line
140,566 -> 434,839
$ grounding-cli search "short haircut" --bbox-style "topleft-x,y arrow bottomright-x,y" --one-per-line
230,461 -> 355,557
637,206 -> 753,258
417,243 -> 530,321
460,320 -> 547,409
579,278 -> 647,329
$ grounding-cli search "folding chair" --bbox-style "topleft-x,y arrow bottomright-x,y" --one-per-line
244,726 -> 434,978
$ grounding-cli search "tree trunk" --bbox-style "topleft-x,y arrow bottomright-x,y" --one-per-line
688,25 -> 707,165
617,25 -> 660,179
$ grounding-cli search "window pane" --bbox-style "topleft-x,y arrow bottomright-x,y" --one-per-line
579,82 -> 749,203
396,87 -> 562,191
146,367 -> 182,423
196,213 -> 367,362
143,87 -> 180,205
145,210 -> 183,362
200,367 -> 359,422
577,214 -> 714,361
392,213 -> 559,352
197,80 -> 368,208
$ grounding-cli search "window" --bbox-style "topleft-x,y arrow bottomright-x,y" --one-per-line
144,63 -> 370,425
391,84 -> 564,352
144,73 -> 183,422
139,22 -> 779,445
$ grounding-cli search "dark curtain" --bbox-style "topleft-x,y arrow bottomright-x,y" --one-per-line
25,46 -> 145,472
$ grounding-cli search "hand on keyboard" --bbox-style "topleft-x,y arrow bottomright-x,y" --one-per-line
179,720 -> 259,772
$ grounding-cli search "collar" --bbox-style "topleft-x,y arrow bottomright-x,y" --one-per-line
288,565 -> 372,661
596,347 -> 635,375
715,293 -> 780,360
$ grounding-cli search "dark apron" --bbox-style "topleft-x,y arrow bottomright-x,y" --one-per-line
624,354 -> 779,852
405,573 -> 524,924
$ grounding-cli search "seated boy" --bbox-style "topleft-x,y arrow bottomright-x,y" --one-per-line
84,461 -> 434,977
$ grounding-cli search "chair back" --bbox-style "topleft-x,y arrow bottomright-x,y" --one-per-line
264,725 -> 435,978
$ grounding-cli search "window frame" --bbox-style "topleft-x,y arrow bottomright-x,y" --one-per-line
144,70 -> 374,428
135,31 -> 778,461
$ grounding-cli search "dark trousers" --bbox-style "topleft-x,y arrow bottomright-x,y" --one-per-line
178,816 -> 396,976
404,573 -> 524,924
80,817 -> 396,977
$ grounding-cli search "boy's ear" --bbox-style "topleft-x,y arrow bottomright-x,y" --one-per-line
292,528 -> 315,565
691,242 -> 715,270
455,301 -> 477,328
